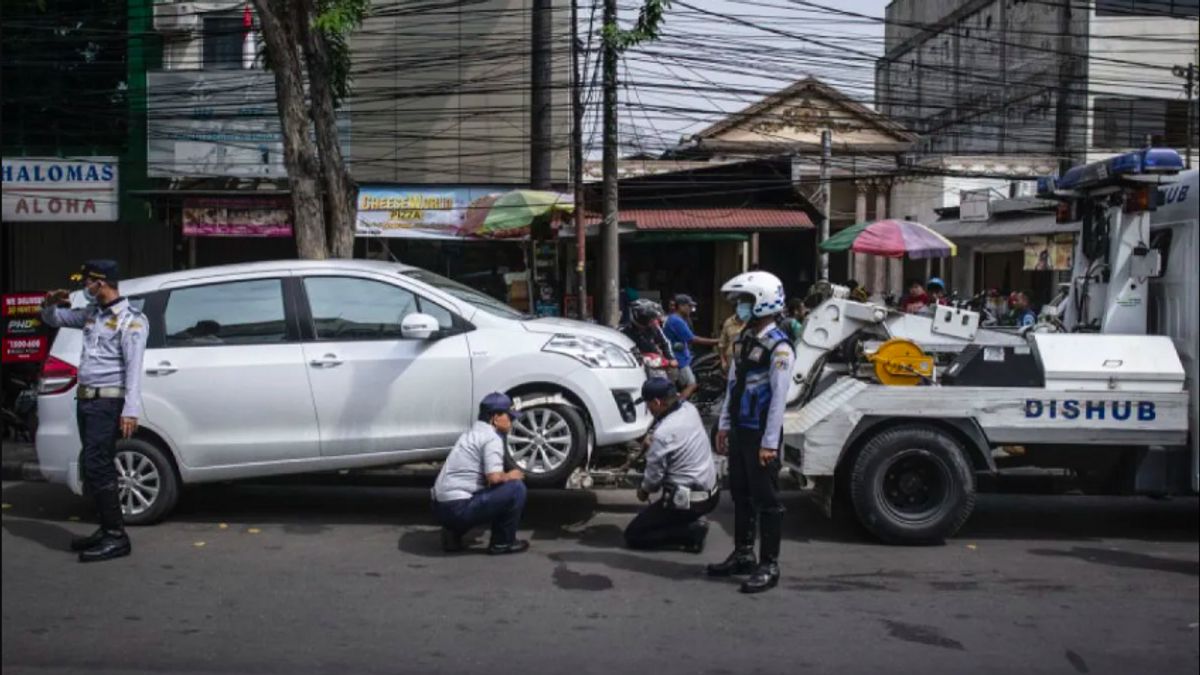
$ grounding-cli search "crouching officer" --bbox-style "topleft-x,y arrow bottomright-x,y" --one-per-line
432,393 -> 530,555
41,260 -> 148,563
623,377 -> 719,553
708,271 -> 794,593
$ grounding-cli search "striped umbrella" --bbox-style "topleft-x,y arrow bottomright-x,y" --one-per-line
819,219 -> 957,259
458,189 -> 574,239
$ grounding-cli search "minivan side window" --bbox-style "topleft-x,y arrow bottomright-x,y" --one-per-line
304,277 -> 421,340
164,279 -> 288,347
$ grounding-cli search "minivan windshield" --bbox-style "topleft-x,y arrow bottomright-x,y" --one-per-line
402,269 -> 528,320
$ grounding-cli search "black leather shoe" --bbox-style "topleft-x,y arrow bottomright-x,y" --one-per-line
441,528 -> 464,553
739,562 -> 780,594
70,528 -> 106,552
487,540 -> 530,555
682,520 -> 709,554
706,546 -> 756,577
78,533 -> 131,563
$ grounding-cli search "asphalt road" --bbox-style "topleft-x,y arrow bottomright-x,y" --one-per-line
3,479 -> 1198,675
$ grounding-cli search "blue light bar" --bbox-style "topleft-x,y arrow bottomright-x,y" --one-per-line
1048,148 -> 1184,192
1141,148 -> 1184,172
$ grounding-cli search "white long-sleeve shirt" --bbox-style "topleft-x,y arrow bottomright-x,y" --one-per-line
42,298 -> 148,418
642,401 -> 717,494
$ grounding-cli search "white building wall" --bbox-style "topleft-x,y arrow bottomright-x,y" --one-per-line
1084,13 -> 1200,165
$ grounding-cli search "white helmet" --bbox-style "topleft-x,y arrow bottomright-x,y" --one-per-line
721,271 -> 786,317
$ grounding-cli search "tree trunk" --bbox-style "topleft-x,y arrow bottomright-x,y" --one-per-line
299,0 -> 356,259
253,0 -> 328,259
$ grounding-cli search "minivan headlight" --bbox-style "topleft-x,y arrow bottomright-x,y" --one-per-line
543,334 -> 638,368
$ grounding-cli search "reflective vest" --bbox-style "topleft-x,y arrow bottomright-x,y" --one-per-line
728,325 -> 792,431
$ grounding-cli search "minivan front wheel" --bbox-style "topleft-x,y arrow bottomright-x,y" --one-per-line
114,438 -> 180,526
507,403 -> 586,488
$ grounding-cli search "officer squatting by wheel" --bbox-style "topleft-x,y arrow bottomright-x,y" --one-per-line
708,271 -> 794,594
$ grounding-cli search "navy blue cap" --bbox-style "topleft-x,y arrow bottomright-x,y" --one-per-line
479,392 -> 522,420
674,293 -> 697,308
641,377 -> 676,402
70,259 -> 119,284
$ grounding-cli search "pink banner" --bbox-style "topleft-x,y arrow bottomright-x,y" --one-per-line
183,197 -> 292,237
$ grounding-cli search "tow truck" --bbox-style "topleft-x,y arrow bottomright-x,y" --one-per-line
780,148 -> 1198,544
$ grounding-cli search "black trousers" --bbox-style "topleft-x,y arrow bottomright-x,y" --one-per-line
624,492 -> 719,550
76,397 -> 125,532
728,428 -> 784,563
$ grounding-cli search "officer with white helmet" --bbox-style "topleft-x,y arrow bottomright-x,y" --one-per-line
707,270 -> 794,593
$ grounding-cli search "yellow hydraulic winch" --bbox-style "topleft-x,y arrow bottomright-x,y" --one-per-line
867,338 -> 935,386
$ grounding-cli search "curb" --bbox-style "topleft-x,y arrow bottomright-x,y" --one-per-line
0,461 -> 44,482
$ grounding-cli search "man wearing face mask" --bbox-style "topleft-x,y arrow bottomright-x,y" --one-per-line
41,260 -> 148,563
708,271 -> 794,593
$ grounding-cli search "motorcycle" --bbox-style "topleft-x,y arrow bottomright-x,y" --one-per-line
1,372 -> 38,442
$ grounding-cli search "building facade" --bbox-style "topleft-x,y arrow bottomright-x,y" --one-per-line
878,0 -> 1198,295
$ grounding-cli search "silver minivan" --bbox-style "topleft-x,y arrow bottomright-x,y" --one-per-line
36,260 -> 651,523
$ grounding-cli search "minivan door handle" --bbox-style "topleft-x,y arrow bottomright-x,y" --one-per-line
309,354 -> 343,368
147,361 -> 177,376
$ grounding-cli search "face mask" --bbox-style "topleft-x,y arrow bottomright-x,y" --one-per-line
735,302 -> 753,322
83,288 -> 98,305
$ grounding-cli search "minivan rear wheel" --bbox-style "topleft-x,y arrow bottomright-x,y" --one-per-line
507,403 -> 586,488
114,438 -> 180,526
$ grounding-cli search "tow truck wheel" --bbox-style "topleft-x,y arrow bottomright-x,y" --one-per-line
849,425 -> 975,545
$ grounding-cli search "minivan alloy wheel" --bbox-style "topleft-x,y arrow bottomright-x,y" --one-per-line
116,450 -> 161,516
508,408 -> 574,474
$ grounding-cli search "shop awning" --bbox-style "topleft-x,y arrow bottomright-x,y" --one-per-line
586,207 -> 812,231
931,214 -> 1080,240
634,232 -> 749,243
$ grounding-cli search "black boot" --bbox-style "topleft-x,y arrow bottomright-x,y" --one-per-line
441,528 -> 464,553
740,508 -> 783,593
682,519 -> 709,554
739,561 -> 780,593
79,531 -> 132,563
79,486 -> 131,563
70,527 -> 106,552
706,545 -> 756,576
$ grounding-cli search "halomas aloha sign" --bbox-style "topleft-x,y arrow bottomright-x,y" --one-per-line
2,157 -> 119,222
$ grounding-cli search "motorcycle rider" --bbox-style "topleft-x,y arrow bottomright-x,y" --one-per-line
621,299 -> 676,373
708,271 -> 794,594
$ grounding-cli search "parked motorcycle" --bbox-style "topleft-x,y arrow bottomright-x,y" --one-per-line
1,371 -> 38,442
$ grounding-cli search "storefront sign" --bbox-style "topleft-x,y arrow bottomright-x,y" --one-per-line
183,197 -> 292,237
1024,234 -> 1075,271
356,185 -> 509,239
1,157 -> 119,222
2,293 -> 51,363
147,71 -> 349,178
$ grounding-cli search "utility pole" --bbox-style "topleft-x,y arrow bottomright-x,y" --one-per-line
819,129 -> 832,282
1172,62 -> 1196,169
571,0 -> 588,319
1053,0 -> 1075,176
530,0 -> 553,189
600,0 -> 620,326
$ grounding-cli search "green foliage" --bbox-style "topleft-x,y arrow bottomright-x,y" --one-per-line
602,0 -> 672,52
313,0 -> 370,106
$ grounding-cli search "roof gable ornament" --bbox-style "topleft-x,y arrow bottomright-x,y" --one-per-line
749,97 -> 860,136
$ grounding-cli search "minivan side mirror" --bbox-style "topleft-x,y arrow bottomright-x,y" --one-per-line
401,313 -> 440,340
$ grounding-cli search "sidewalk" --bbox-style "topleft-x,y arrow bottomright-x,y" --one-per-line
1,440 -> 41,481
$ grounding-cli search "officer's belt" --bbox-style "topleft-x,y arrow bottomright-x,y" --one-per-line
77,385 -> 125,399
687,486 -> 719,502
